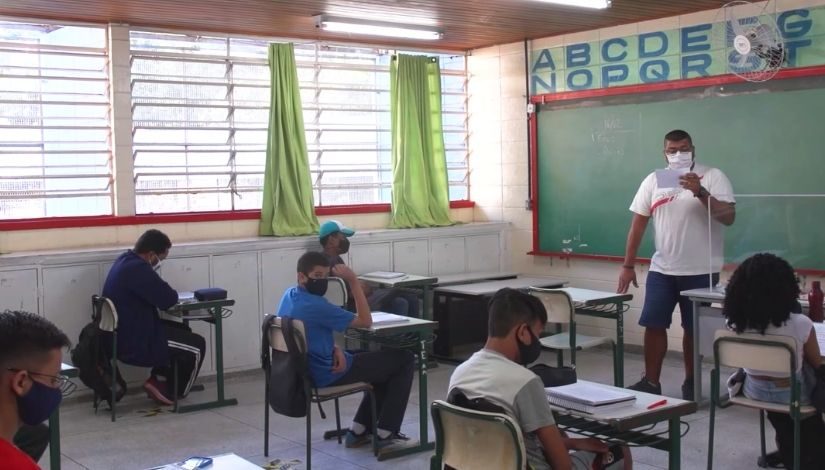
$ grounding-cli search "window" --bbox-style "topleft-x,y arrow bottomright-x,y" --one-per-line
0,22 -> 111,219
130,30 -> 468,214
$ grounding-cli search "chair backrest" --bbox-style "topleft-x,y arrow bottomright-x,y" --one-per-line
324,276 -> 348,308
431,400 -> 526,470
527,287 -> 573,325
92,295 -> 118,332
713,329 -> 798,374
268,316 -> 308,355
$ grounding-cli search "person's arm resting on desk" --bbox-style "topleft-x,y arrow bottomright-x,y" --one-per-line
129,264 -> 179,310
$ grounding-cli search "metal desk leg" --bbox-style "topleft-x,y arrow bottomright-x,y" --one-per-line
175,306 -> 238,413
377,331 -> 435,460
669,417 -> 681,470
48,407 -> 61,470
615,302 -> 625,387
692,300 -> 702,404
422,285 -> 431,321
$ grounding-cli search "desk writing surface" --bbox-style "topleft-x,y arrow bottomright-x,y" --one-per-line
434,271 -> 518,287
61,362 -> 78,378
683,288 -> 821,309
553,287 -> 632,305
356,316 -> 437,334
548,380 -> 696,430
434,276 -> 567,296
358,273 -> 438,288
148,453 -> 261,470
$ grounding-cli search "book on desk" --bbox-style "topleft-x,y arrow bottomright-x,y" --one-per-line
363,271 -> 407,280
546,382 -> 636,414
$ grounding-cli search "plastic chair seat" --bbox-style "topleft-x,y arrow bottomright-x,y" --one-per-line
314,382 -> 372,401
728,395 -> 818,417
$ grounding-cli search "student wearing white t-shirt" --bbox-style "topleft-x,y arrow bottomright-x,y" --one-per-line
617,130 -> 736,400
722,253 -> 825,469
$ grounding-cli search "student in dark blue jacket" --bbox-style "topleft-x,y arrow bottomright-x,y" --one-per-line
102,229 -> 205,406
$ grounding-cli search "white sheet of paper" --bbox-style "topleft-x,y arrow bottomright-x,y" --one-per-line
655,168 -> 689,188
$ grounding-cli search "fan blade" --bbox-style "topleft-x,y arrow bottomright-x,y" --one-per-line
737,52 -> 750,68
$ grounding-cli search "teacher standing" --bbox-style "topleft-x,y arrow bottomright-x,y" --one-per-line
617,129 -> 736,400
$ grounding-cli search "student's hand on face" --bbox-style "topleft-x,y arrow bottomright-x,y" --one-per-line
331,264 -> 358,283
331,346 -> 347,373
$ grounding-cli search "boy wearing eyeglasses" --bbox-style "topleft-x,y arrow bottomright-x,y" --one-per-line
0,310 -> 71,469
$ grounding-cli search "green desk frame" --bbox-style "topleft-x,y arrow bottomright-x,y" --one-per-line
571,297 -> 631,388
165,299 -> 238,413
49,363 -> 78,470
346,318 -> 438,461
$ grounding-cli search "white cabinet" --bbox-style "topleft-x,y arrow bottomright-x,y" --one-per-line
430,237 -> 466,275
0,268 -> 38,314
42,265 -> 102,352
466,234 -> 501,273
211,253 -> 261,371
161,256 -> 214,373
349,242 -> 392,274
393,240 -> 429,275
260,248 -> 305,317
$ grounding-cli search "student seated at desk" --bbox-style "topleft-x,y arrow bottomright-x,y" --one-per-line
449,288 -> 631,470
276,251 -> 414,449
102,229 -> 206,406
722,253 -> 825,468
319,220 -> 420,317
0,310 -> 71,470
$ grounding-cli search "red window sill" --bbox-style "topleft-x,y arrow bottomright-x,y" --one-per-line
0,200 -> 475,231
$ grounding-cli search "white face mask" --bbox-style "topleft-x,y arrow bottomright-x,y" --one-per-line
666,151 -> 693,170
151,254 -> 163,271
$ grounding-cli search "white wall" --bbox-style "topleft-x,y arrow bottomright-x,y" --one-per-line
0,222 -> 508,380
468,0 -> 825,353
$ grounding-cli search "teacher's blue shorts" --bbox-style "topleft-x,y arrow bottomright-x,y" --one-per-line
639,271 -> 719,331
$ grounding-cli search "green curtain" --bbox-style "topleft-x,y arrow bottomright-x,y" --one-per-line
259,43 -> 319,236
389,54 -> 454,228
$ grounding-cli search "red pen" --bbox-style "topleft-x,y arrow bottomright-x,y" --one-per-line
647,399 -> 668,410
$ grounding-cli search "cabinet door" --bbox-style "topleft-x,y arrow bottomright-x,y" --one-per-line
430,237 -> 466,275
42,265 -> 102,353
466,234 -> 501,272
0,269 -> 38,314
260,248 -> 305,317
349,242 -> 392,274
161,257 -> 214,373
393,240 -> 429,275
211,253 -> 261,370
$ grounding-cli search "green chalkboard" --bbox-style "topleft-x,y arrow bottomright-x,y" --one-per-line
536,77 -> 825,271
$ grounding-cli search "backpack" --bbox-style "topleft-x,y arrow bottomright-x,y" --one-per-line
70,320 -> 127,410
261,315 -> 310,418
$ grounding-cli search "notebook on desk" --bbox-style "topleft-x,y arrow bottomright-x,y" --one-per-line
371,311 -> 410,326
546,382 -> 636,414
177,291 -> 198,304
364,271 -> 407,279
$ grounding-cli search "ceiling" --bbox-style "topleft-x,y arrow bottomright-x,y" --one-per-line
0,0 -> 729,51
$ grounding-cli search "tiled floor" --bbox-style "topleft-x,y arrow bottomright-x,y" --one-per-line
41,348 -> 776,469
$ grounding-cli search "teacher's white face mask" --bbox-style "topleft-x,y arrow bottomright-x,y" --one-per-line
666,151 -> 693,170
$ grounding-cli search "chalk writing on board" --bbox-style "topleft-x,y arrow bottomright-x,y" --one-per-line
591,117 -> 633,158
561,225 -> 589,255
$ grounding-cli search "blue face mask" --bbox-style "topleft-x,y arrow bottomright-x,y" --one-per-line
17,378 -> 63,425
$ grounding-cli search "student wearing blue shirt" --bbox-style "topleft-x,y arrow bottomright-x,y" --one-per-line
277,251 -> 414,449
102,229 -> 206,406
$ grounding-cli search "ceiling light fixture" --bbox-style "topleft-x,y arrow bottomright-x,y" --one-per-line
314,15 -> 443,41
533,0 -> 612,9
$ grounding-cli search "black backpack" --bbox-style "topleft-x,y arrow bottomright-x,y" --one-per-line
261,315 -> 310,418
70,320 -> 127,410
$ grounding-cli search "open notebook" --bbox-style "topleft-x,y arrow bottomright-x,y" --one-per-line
177,291 -> 198,304
371,311 -> 410,326
546,382 -> 636,414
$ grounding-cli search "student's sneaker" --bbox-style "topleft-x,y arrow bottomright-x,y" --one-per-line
344,430 -> 371,449
681,377 -> 695,401
143,377 -> 174,406
376,432 -> 410,451
627,377 -> 662,395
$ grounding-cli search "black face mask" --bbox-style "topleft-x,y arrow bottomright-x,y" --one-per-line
305,277 -> 329,296
338,238 -> 350,255
516,325 -> 542,366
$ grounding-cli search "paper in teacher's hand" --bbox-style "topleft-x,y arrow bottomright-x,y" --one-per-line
655,168 -> 689,189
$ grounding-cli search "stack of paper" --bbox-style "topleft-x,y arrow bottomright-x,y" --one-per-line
364,271 -> 407,279
546,382 -> 636,414
177,291 -> 198,304
371,311 -> 410,326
